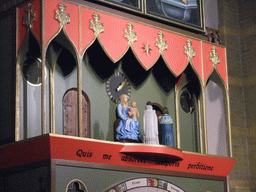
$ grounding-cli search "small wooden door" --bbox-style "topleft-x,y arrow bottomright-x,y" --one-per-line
63,88 -> 90,138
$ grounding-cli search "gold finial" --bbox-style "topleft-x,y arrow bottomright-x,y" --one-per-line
90,13 -> 104,37
184,39 -> 195,61
124,22 -> 137,46
55,2 -> 70,28
156,31 -> 167,54
210,46 -> 220,67
23,3 -> 35,29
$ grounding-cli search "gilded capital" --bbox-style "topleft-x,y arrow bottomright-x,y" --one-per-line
184,39 -> 195,61
156,31 -> 167,54
90,13 -> 104,37
124,22 -> 137,46
210,46 -> 220,67
55,2 -> 70,28
23,3 -> 35,29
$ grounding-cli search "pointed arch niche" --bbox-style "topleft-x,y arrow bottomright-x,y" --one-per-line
17,29 -> 42,140
46,29 -> 78,135
176,64 -> 203,153
82,40 -> 177,141
205,70 -> 229,156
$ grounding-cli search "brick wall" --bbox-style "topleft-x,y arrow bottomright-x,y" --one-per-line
239,0 -> 256,191
218,0 -> 256,191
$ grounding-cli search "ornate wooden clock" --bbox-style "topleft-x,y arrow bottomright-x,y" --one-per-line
106,72 -> 131,104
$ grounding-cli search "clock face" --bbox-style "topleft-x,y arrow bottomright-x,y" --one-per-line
106,178 -> 184,192
106,72 -> 131,104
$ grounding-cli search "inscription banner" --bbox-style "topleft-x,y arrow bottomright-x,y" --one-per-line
0,134 -> 236,177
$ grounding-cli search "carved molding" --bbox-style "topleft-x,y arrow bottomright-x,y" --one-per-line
206,27 -> 221,44
184,39 -> 195,61
210,46 -> 220,67
90,13 -> 104,37
55,2 -> 70,28
23,3 -> 35,29
156,31 -> 167,54
124,22 -> 137,46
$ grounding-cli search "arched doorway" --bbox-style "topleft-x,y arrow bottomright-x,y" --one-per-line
63,88 -> 90,138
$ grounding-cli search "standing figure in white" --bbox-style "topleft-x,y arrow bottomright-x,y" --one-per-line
143,101 -> 159,144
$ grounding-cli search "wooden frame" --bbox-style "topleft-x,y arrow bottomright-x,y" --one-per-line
145,0 -> 205,32
93,0 -> 143,13
87,0 -> 204,32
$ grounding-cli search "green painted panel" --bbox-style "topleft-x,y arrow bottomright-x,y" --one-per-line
55,165 -> 225,192
82,60 -> 176,142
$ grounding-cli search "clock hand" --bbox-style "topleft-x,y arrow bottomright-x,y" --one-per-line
116,79 -> 127,92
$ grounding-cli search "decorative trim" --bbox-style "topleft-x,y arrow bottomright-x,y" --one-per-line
142,42 -> 152,56
23,3 -> 35,29
78,6 -> 83,138
206,27 -> 221,44
156,31 -> 167,55
124,22 -> 137,46
210,46 -> 220,68
66,179 -> 87,192
201,41 -> 208,154
55,2 -> 70,28
184,39 -> 195,62
90,12 -> 104,37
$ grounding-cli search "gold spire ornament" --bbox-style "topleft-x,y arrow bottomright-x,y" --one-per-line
184,39 -> 195,61
143,42 -> 152,56
156,31 -> 167,54
210,46 -> 220,67
124,22 -> 137,46
90,13 -> 104,37
23,3 -> 35,29
55,2 -> 70,28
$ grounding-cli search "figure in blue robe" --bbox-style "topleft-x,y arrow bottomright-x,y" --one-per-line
159,107 -> 174,147
116,94 -> 142,142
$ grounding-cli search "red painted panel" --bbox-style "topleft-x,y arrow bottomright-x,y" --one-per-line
131,23 -> 161,70
120,144 -> 183,160
0,136 -> 50,169
32,0 -> 42,44
44,0 -> 79,51
44,0 -> 61,46
18,0 -> 41,51
80,8 -> 95,54
64,2 -> 79,52
41,1 -> 226,82
81,8 -> 133,62
203,42 -> 227,85
163,34 -> 189,76
190,39 -> 202,80
203,42 -> 214,83
216,46 -> 227,85
0,135 -> 236,177
97,12 -> 131,62
49,135 -> 236,177
18,4 -> 28,51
